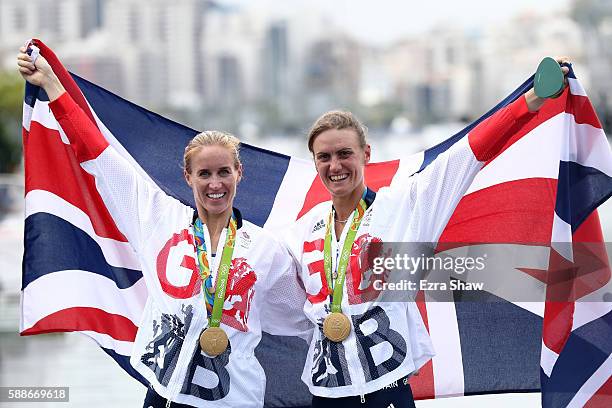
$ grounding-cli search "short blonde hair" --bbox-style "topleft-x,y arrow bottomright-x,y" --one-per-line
183,130 -> 241,173
307,110 -> 368,153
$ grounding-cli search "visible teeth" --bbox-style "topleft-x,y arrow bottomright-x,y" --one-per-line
207,193 -> 225,199
330,174 -> 348,182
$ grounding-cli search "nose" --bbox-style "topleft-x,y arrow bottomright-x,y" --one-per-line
330,156 -> 342,172
209,176 -> 223,189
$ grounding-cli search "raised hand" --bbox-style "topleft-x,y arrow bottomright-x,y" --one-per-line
16,45 -> 65,101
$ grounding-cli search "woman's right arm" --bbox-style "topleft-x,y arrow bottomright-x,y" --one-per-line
17,48 -> 175,251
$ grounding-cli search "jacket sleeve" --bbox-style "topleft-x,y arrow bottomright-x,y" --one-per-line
259,236 -> 314,342
388,95 -> 538,243
49,92 -> 178,253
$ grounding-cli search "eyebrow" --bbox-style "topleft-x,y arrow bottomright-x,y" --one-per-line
316,148 -> 352,156
196,166 -> 232,172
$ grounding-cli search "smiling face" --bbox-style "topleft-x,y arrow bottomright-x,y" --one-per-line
312,128 -> 371,200
184,144 -> 242,221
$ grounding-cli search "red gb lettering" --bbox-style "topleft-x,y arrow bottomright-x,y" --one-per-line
156,229 -> 201,299
347,234 -> 386,304
303,234 -> 386,305
303,239 -> 330,304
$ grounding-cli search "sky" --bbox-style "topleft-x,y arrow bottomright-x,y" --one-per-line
220,0 -> 573,45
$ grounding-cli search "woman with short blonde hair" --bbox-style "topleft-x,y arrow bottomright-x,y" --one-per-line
18,45 -> 310,408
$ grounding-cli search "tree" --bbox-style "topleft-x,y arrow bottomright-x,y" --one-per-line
0,71 -> 24,173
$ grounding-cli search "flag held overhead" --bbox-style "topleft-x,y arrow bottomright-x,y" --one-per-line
19,40 -> 612,407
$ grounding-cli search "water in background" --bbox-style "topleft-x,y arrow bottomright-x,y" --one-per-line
1,134 -> 611,407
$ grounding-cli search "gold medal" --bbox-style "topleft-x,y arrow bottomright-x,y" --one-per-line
193,215 -> 236,358
322,194 -> 368,344
323,312 -> 351,342
199,327 -> 229,356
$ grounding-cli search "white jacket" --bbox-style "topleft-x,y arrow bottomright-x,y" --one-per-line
283,96 -> 534,397
49,93 -> 311,407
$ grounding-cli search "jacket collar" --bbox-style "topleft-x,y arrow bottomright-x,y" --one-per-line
191,207 -> 243,230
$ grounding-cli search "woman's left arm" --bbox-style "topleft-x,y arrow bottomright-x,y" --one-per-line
391,57 -> 571,242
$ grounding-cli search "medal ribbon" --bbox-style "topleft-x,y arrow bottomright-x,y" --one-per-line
324,190 -> 368,313
193,214 -> 238,327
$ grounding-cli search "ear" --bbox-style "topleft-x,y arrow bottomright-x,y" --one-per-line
236,163 -> 243,184
184,168 -> 192,187
364,144 -> 371,165
313,155 -> 324,177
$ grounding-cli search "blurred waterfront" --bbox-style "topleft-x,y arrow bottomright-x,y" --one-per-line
1,132 -> 611,407
2,0 -> 612,141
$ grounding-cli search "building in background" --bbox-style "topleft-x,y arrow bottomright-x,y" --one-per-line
201,5 -> 353,133
571,0 -> 612,131
0,0 -> 101,48
0,0 -> 610,134
377,26 -> 476,126
475,10 -> 583,113
101,0 -> 209,109
200,4 -> 267,131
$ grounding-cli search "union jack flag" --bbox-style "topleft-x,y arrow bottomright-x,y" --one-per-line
21,40 -> 612,406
